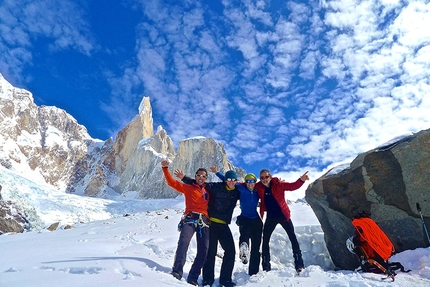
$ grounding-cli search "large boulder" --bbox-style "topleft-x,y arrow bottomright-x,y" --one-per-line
305,129 -> 430,270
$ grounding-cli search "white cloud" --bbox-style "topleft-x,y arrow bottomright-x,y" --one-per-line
391,2 -> 430,47
0,0 -> 95,81
8,0 -> 428,181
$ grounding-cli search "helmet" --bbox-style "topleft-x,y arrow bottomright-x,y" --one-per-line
346,236 -> 356,254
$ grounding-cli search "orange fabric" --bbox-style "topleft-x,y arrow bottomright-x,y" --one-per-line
352,217 -> 395,261
162,168 -> 209,218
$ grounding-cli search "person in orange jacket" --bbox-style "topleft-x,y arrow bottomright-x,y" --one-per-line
161,160 -> 210,286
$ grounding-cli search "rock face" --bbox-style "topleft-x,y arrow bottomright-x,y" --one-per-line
305,129 -> 430,270
0,74 -> 244,201
0,74 -> 97,191
65,100 -> 245,199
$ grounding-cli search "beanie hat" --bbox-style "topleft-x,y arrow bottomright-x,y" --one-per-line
244,173 -> 257,181
224,170 -> 238,180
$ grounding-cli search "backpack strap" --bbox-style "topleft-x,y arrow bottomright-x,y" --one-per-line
389,262 -> 411,273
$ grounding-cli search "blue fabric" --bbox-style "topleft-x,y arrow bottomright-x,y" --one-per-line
224,170 -> 238,180
263,185 -> 284,218
216,172 -> 259,219
182,175 -> 239,224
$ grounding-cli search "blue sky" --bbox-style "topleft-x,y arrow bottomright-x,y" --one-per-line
1,0 -> 430,178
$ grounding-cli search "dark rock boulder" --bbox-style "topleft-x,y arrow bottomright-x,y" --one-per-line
305,129 -> 430,270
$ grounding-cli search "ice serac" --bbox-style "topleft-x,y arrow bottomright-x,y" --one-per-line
305,129 -> 430,270
0,186 -> 29,234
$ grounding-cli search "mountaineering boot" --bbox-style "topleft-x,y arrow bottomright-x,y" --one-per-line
219,280 -> 236,287
294,252 -> 304,274
170,271 -> 181,280
202,280 -> 214,287
262,254 -> 271,271
239,242 -> 249,264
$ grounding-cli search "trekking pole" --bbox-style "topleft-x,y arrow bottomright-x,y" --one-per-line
416,202 -> 430,246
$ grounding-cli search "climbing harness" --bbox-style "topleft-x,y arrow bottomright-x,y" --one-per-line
177,212 -> 210,237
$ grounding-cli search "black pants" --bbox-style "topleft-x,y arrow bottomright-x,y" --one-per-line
172,214 -> 209,282
203,222 -> 235,284
237,216 -> 263,275
262,217 -> 301,263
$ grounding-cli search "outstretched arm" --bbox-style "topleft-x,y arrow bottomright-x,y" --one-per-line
209,165 -> 218,174
174,169 -> 185,180
181,175 -> 195,184
211,165 -> 226,181
215,172 -> 225,181
300,171 -> 309,182
161,160 -> 186,193
278,171 -> 310,191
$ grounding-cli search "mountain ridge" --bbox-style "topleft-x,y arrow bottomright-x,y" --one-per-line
0,73 -> 245,201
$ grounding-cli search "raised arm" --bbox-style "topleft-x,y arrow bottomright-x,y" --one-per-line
300,171 -> 309,182
280,171 -> 310,191
182,175 -> 195,184
215,172 -> 225,181
161,160 -> 186,193
174,169 -> 185,180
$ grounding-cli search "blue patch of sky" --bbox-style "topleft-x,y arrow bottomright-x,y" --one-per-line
28,46 -> 112,137
269,0 -> 290,19
377,5 -> 402,31
27,1 -> 142,140
88,1 -> 140,73
204,0 -> 224,16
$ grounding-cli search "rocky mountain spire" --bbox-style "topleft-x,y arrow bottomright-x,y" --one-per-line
0,74 -> 244,199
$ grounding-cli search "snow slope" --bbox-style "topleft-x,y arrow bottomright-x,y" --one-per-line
1,167 -> 430,287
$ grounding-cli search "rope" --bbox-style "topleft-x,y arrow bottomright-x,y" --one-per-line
352,217 -> 395,261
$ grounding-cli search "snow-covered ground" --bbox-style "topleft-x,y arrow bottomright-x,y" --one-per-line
1,167 -> 430,287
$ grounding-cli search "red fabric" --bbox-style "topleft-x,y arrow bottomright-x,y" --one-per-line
162,168 -> 209,218
352,217 -> 395,261
255,177 -> 304,220
358,240 -> 377,259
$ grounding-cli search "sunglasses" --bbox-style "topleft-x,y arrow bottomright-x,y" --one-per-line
195,174 -> 207,178
245,179 -> 256,183
225,178 -> 237,182
260,175 -> 270,180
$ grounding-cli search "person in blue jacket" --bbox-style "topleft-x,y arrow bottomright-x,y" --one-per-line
215,170 -> 262,276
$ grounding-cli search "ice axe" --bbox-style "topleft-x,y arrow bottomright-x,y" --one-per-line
416,202 -> 430,246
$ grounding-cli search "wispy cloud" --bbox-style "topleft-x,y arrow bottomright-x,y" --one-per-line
106,0 -> 430,177
4,0 -> 429,180
0,0 -> 95,82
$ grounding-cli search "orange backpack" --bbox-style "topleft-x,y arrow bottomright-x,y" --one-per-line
349,214 -> 410,281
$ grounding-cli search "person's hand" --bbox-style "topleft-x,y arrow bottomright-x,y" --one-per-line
174,169 -> 185,179
300,171 -> 309,181
161,160 -> 170,168
209,165 -> 218,173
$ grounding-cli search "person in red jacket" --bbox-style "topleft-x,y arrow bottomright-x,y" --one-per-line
161,160 -> 210,286
255,169 -> 309,274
